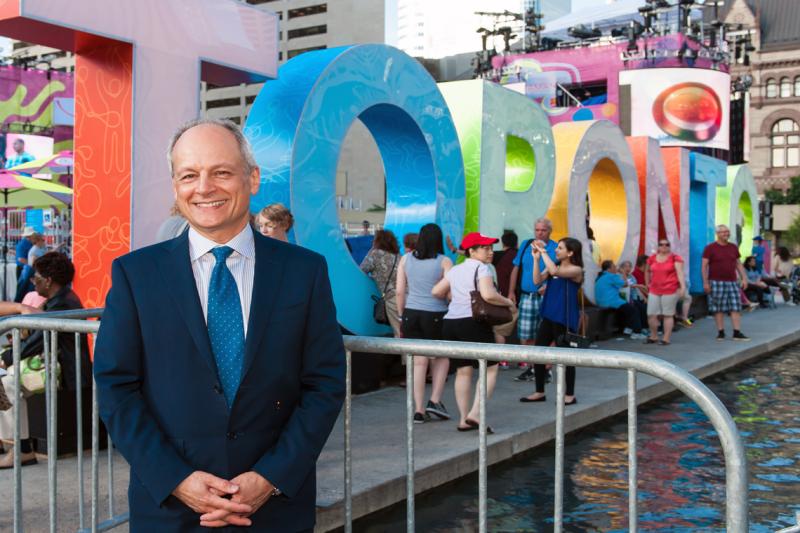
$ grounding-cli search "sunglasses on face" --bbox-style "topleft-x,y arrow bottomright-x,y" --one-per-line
658,242 -> 670,247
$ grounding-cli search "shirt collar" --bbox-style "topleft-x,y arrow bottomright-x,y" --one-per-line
188,224 -> 255,262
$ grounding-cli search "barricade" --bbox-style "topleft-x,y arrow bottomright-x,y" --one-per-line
340,336 -> 749,533
2,312 -> 749,532
0,309 -> 125,533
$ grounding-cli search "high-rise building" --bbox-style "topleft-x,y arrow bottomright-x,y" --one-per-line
393,0 -> 523,59
537,0 -> 571,24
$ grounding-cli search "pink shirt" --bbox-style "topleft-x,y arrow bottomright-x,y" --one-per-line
21,291 -> 47,308
647,254 -> 683,295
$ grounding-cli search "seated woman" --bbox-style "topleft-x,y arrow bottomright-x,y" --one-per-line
743,256 -> 769,307
772,246 -> 798,306
0,252 -> 90,469
595,260 -> 646,339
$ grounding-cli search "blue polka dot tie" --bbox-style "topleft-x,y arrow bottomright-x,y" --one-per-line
207,246 -> 245,408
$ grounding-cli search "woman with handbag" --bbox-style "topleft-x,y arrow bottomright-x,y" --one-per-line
432,232 -> 515,432
0,252 -> 91,469
360,230 -> 402,337
520,237 -> 584,406
396,223 -> 453,423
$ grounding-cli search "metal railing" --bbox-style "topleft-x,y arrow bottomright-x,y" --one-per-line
340,336 -> 749,533
2,313 -> 749,532
0,309 -> 128,533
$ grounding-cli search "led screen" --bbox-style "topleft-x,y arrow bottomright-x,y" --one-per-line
620,68 -> 730,150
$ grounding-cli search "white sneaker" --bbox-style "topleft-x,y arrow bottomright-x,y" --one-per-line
630,333 -> 647,340
623,328 -> 633,335
787,301 -> 797,306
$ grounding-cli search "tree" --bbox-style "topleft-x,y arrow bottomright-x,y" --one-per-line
765,176 -> 800,205
784,214 -> 800,249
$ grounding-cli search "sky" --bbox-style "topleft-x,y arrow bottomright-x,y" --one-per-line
572,0 -> 614,10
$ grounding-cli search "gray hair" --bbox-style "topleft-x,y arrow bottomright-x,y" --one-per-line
166,118 -> 258,176
715,224 -> 729,232
534,217 -> 553,230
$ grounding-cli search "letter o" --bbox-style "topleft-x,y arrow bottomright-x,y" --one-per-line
245,45 -> 465,335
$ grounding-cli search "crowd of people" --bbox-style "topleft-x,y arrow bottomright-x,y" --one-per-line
355,216 -> 799,433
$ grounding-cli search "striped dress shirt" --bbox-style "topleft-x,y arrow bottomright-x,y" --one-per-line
188,224 -> 255,336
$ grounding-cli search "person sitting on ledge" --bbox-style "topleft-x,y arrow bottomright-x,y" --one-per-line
0,252 -> 90,469
595,260 -> 647,340
743,256 -> 770,308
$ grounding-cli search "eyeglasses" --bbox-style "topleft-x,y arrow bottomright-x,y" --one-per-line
658,242 -> 670,247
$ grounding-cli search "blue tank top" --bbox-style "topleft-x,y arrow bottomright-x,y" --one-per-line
540,276 -> 580,331
404,253 -> 449,313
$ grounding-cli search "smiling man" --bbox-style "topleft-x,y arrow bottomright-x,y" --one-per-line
94,119 -> 346,532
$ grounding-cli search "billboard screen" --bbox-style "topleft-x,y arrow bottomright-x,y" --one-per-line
619,68 -> 730,150
5,133 -> 54,162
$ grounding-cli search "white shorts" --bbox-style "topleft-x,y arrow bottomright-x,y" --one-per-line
647,292 -> 680,316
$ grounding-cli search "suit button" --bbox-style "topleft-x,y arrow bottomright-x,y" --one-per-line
226,432 -> 237,440
213,385 -> 222,395
274,401 -> 281,410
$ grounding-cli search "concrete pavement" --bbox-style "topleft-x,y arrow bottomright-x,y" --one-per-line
1,304 -> 798,532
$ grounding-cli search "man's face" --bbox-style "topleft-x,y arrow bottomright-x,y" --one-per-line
534,222 -> 551,242
13,140 -> 23,154
716,226 -> 730,243
171,124 -> 260,243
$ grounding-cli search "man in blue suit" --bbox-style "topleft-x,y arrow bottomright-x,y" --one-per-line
94,119 -> 346,531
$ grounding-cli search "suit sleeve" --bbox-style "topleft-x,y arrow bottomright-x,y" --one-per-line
93,259 -> 194,505
253,256 -> 346,497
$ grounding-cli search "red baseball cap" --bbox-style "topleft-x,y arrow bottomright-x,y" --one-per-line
460,232 -> 498,250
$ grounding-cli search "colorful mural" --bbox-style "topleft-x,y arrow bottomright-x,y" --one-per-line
0,66 -> 73,130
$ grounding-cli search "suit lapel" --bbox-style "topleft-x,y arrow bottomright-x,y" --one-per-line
241,232 -> 286,381
160,231 -> 218,376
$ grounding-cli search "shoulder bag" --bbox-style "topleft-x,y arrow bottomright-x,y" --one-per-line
556,280 -> 591,349
471,265 -> 513,326
514,239 -> 534,300
0,375 -> 11,411
372,254 -> 398,325
3,353 -> 61,395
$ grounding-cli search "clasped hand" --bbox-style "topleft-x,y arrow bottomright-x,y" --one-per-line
173,470 -> 274,528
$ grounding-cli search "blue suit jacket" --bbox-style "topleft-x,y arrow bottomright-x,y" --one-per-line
94,229 -> 346,532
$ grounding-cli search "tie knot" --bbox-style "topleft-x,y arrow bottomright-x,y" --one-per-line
211,246 -> 234,263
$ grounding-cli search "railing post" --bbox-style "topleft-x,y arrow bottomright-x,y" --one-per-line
553,363 -> 565,533
478,358 -> 488,533
344,349 -> 352,533
75,332 -> 85,529
628,369 -> 638,532
108,433 -> 115,518
405,353 -> 415,533
12,328 -> 22,533
47,330 -> 59,533
91,338 -> 99,533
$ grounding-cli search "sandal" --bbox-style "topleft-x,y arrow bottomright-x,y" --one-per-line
658,340 -> 671,345
644,338 -> 658,344
465,419 -> 494,434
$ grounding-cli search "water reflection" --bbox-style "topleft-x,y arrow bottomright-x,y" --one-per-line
356,345 -> 800,532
